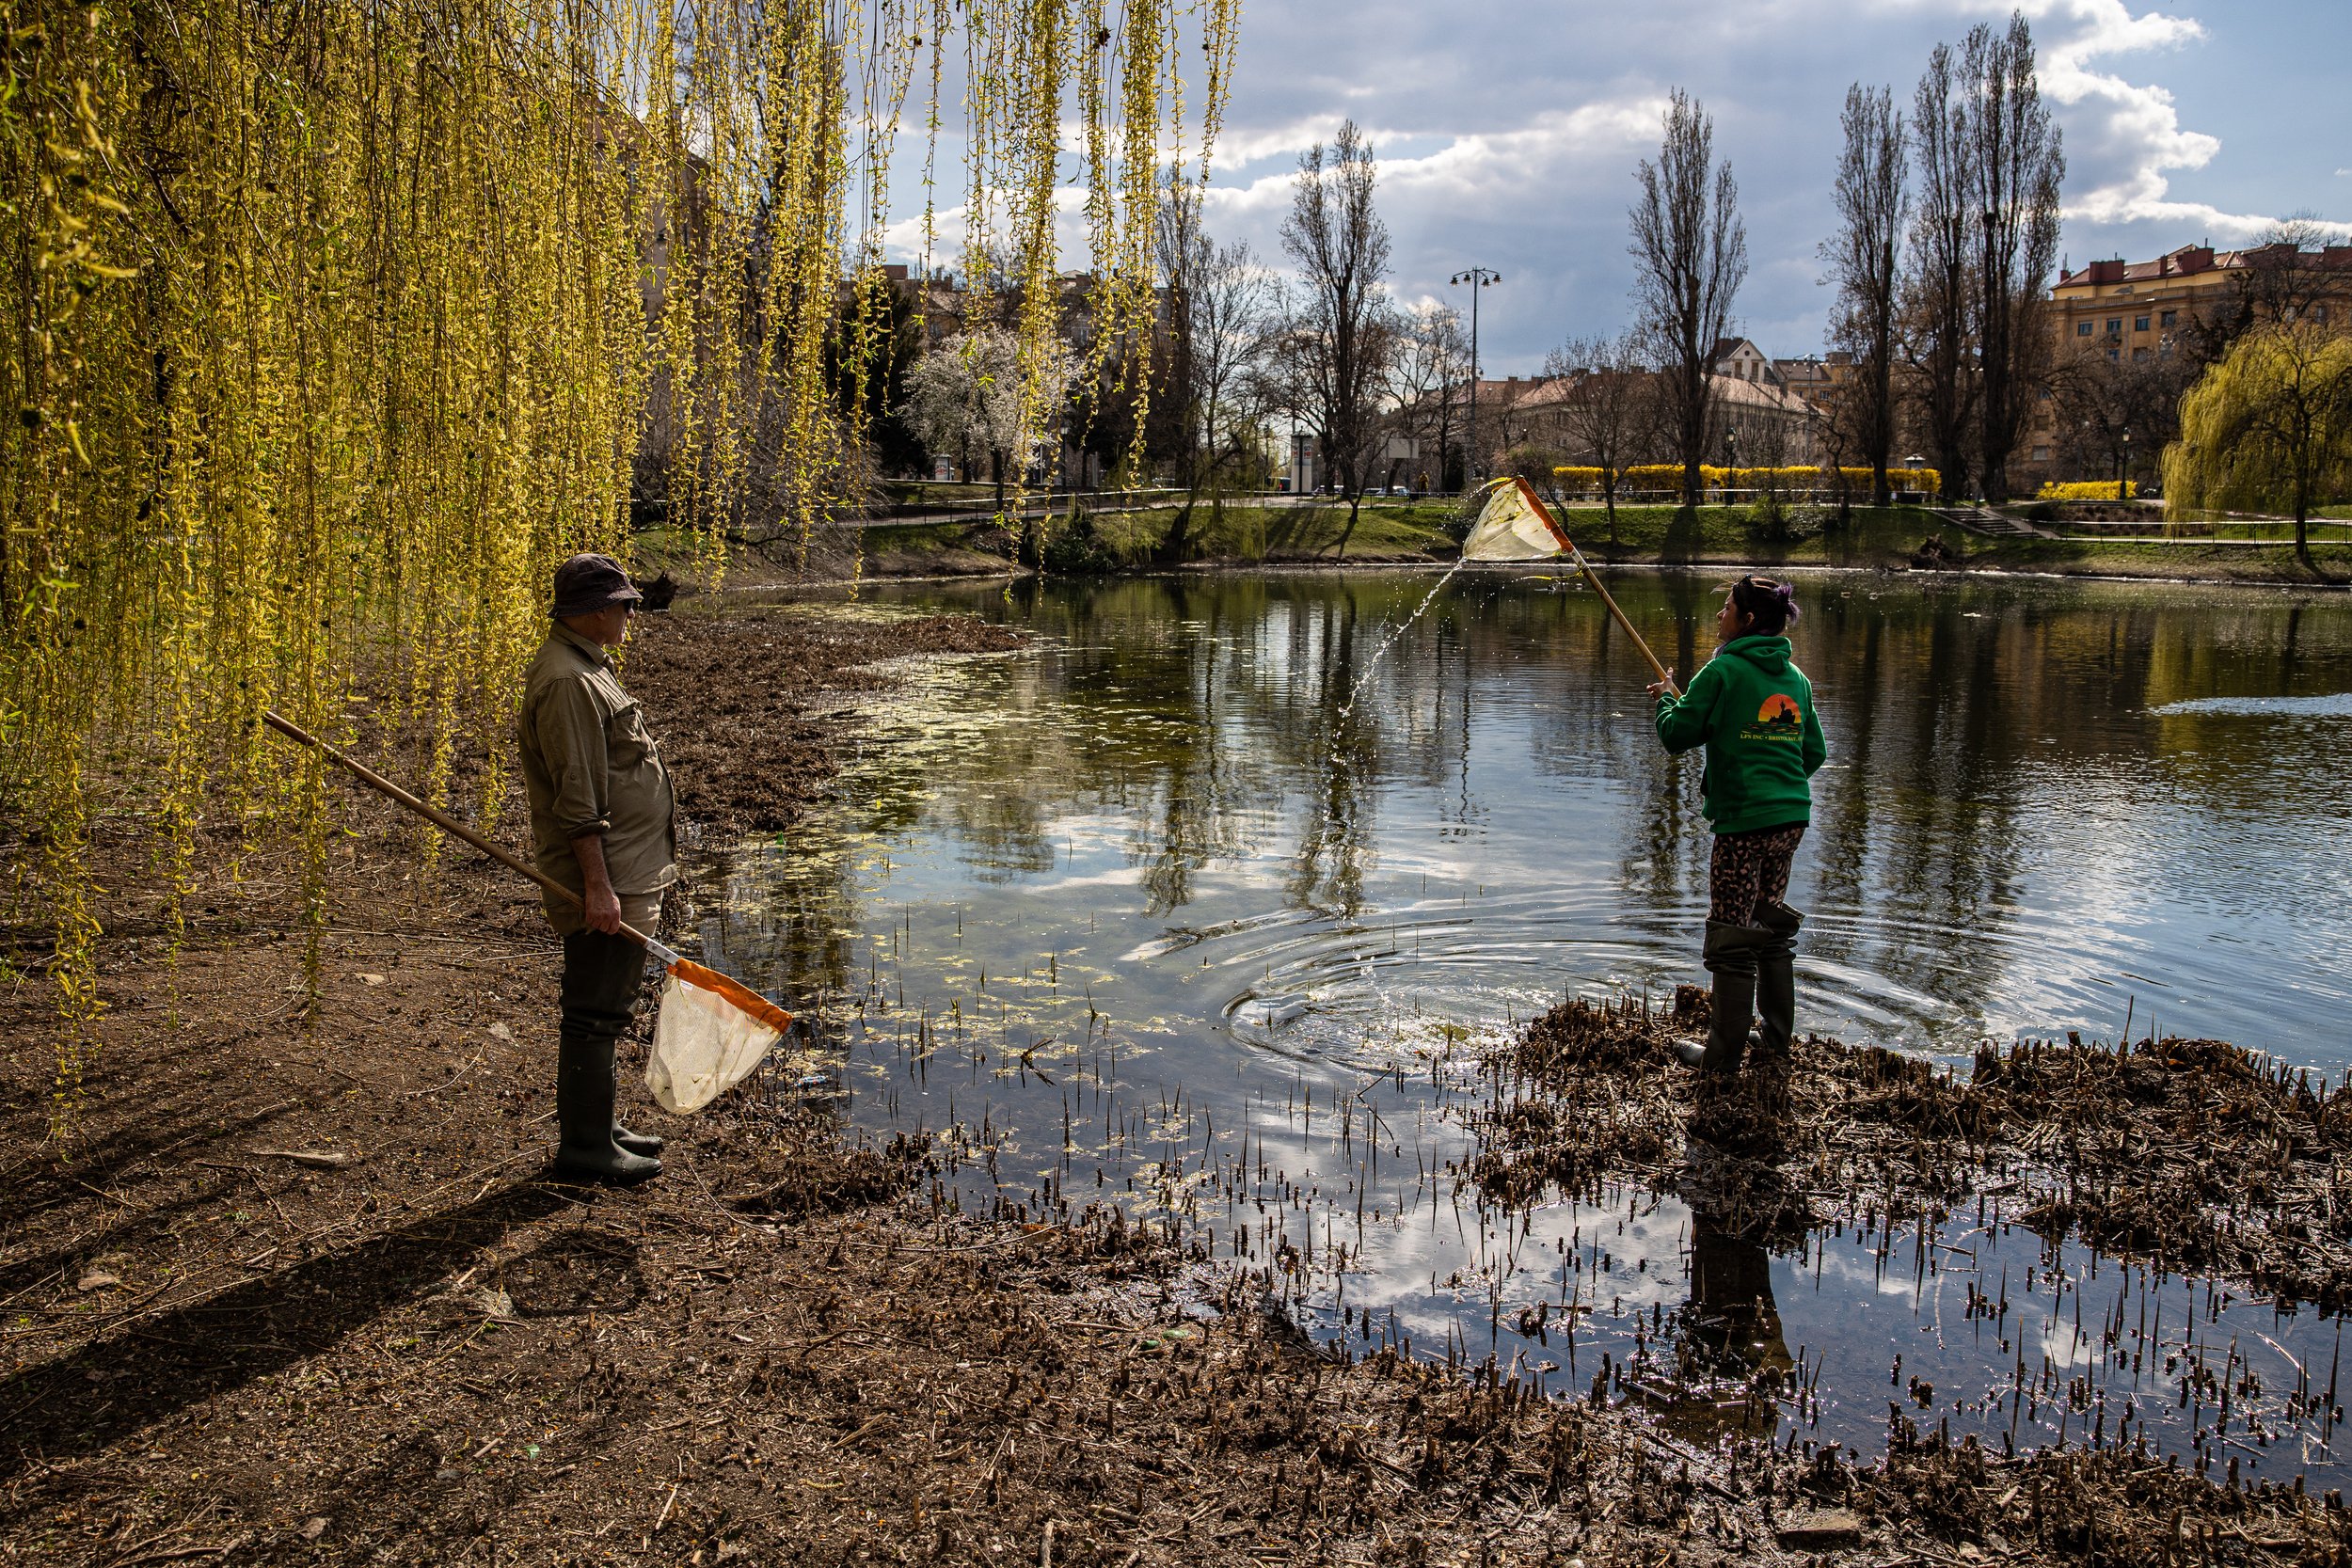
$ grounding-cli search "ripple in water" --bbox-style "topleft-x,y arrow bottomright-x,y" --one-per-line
710,569 -> 2352,1482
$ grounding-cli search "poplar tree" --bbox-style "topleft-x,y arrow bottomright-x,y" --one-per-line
1629,91 -> 1746,511
1964,13 -> 2065,505
1823,85 -> 1907,508
1906,44 -> 1978,501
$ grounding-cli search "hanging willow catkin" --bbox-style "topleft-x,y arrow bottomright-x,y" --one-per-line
0,0 -> 1233,1130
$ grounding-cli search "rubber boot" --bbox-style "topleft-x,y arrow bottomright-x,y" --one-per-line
1673,920 -> 1772,1073
554,930 -> 660,1182
613,1122 -> 665,1157
1674,922 -> 1767,1070
555,1036 -> 662,1183
1700,970 -> 1758,1075
1752,898 -> 1804,1056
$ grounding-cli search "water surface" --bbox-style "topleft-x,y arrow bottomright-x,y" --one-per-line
698,568 -> 2352,1481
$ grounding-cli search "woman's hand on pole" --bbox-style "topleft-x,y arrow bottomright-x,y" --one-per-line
1646,673 -> 1677,699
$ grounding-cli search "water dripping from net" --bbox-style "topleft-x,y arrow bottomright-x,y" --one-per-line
1334,559 -> 1469,733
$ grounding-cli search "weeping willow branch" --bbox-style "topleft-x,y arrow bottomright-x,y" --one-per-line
2164,325 -> 2352,570
0,0 -> 1234,1133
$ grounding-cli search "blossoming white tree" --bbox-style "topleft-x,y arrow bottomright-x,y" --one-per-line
899,327 -> 1079,513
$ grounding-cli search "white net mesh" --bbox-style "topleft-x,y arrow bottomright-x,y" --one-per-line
644,970 -> 785,1114
1461,479 -> 1570,561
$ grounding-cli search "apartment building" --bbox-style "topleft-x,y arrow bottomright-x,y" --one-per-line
2049,243 -> 2352,364
2024,242 -> 2352,483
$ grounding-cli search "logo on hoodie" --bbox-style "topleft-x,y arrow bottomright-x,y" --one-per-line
1742,691 -> 1804,742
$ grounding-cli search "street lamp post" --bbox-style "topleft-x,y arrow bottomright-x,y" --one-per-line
1450,266 -> 1501,489
2120,426 -> 2131,501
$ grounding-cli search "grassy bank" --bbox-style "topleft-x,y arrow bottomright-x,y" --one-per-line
1545,504 -> 2352,583
805,499 -> 2352,586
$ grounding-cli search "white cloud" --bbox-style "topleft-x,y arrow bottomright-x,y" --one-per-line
871,0 -> 2346,367
1376,102 -> 1670,196
2025,0 -> 2274,235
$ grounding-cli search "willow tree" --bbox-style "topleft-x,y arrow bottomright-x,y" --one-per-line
0,0 -> 1233,1123
2164,325 -> 2352,572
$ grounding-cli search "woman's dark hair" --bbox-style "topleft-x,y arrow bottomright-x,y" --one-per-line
1730,575 -> 1799,636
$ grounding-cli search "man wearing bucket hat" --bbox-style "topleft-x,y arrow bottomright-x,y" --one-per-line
517,552 -> 675,1182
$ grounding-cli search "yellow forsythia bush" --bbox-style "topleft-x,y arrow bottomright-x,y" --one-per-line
1616,465 -> 1716,490
1568,465 -> 1943,495
2039,480 -> 2138,500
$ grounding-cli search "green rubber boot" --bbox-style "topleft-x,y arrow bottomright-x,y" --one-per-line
1753,899 -> 1804,1056
613,1124 -> 666,1158
1694,920 -> 1775,1074
1700,969 -> 1758,1075
1674,920 -> 1774,1073
555,1037 -> 662,1184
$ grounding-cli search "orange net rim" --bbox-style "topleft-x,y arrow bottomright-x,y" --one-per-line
668,958 -> 794,1036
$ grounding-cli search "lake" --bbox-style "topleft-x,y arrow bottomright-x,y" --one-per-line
697,567 -> 2352,1481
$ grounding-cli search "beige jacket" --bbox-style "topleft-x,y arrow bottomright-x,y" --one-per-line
518,624 -> 677,931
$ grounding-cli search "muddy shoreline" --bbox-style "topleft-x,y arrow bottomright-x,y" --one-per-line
5,599 -> 2349,1563
1472,990 -> 2352,1313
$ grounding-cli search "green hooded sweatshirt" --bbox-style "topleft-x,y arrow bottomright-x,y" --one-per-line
1653,634 -> 1827,835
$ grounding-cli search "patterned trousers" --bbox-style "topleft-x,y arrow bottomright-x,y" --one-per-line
1708,823 -> 1805,927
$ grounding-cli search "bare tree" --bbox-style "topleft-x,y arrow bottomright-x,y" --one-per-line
1541,333 -> 1652,536
1906,42 -> 1977,500
1810,373 -> 1863,523
1154,183 -> 1276,555
1822,84 -> 1906,506
1280,119 -> 1397,543
1963,12 -> 2064,504
1390,303 -> 1470,492
1191,243 -> 1275,483
1629,90 -> 1747,510
2048,341 -> 2195,496
2182,215 -> 2352,362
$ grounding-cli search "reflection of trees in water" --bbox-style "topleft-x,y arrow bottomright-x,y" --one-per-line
1132,580 -> 1261,915
1286,590 -> 1376,915
1744,580 -> 2349,1022
767,574 -> 1515,932
1806,608 -> 1882,960
698,839 -> 868,1010
723,573 -> 2352,1027
1552,578 -> 2314,1021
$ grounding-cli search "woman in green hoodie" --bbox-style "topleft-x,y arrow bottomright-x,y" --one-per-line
1648,575 -> 1827,1075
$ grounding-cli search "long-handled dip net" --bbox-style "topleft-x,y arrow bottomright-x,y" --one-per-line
263,713 -> 789,1115
1460,477 -> 1681,696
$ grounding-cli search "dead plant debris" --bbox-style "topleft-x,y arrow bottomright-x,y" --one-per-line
6,605 -> 2348,1565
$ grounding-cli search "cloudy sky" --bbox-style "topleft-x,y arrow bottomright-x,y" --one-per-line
1180,0 -> 2350,372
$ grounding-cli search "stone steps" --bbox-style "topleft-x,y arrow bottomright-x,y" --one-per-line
1929,505 -> 2047,539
